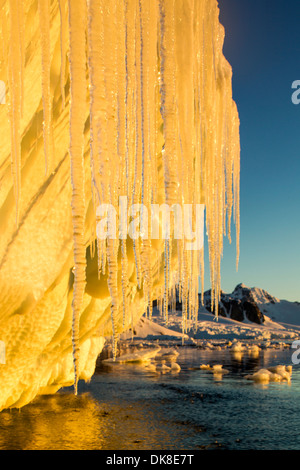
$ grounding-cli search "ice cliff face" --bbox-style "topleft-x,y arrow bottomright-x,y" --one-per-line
0,0 -> 240,410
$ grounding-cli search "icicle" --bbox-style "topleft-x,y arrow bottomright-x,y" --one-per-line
121,239 -> 129,328
107,238 -> 119,360
101,0 -> 121,359
124,0 -> 130,198
130,0 -> 142,289
102,0 -> 119,209
233,105 -> 241,271
1,8 -> 8,61
175,0 -> 195,209
58,0 -> 67,109
124,0 -> 137,202
117,1 -> 127,197
67,0 -> 87,395
163,239 -> 169,323
86,0 -> 105,206
159,0 -> 179,324
158,0 -> 178,207
18,0 -> 24,118
38,0 -> 53,176
8,0 -> 22,227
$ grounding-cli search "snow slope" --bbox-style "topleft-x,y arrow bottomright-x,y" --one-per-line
117,284 -> 300,349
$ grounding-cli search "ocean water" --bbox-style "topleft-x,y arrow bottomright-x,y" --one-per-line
0,346 -> 299,450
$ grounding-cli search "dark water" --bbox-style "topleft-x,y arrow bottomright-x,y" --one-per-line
0,347 -> 299,450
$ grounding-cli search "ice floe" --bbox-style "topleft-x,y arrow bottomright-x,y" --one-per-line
245,365 -> 292,383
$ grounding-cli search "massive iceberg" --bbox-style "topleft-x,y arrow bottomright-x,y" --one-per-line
0,0 -> 240,410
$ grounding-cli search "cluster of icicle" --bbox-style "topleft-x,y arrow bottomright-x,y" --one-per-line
5,0 -> 240,394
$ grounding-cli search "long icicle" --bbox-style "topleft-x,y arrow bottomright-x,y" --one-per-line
38,0 -> 53,176
58,0 -> 67,109
67,0 -> 87,395
159,0 -> 178,319
8,0 -> 22,227
102,0 -> 120,360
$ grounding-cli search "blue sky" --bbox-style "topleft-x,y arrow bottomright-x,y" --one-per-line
202,0 -> 300,301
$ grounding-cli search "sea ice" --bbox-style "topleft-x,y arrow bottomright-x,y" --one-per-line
245,365 -> 292,383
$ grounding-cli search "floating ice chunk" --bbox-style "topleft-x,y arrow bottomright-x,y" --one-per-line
212,364 -> 229,374
231,352 -> 243,362
245,365 -> 292,383
212,364 -> 223,372
199,364 -> 229,374
247,344 -> 260,358
155,349 -> 179,362
156,360 -> 171,373
230,341 -> 244,352
267,365 -> 292,381
144,362 -> 158,372
248,344 -> 260,352
250,369 -> 273,383
170,362 -> 181,372
269,373 -> 283,382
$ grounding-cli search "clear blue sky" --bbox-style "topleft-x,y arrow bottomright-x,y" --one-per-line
202,0 -> 300,301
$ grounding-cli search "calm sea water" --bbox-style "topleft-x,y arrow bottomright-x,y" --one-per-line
0,346 -> 299,450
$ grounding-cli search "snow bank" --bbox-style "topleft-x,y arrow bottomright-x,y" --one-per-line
120,317 -> 189,341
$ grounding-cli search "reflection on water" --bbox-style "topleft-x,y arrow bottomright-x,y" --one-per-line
0,391 -> 195,450
0,347 -> 299,450
0,391 -> 187,450
0,394 -> 101,450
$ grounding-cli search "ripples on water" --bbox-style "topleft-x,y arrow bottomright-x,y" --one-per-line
0,347 -> 299,450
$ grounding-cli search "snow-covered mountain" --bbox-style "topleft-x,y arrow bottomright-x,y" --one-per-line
202,283 -> 300,327
229,283 -> 280,304
166,282 -> 299,327
202,283 -> 277,324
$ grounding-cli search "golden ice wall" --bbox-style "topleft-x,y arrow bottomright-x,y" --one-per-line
0,0 -> 240,410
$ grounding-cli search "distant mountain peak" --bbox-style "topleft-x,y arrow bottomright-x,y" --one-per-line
235,282 -> 248,289
230,283 -> 280,304
202,283 -> 281,325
